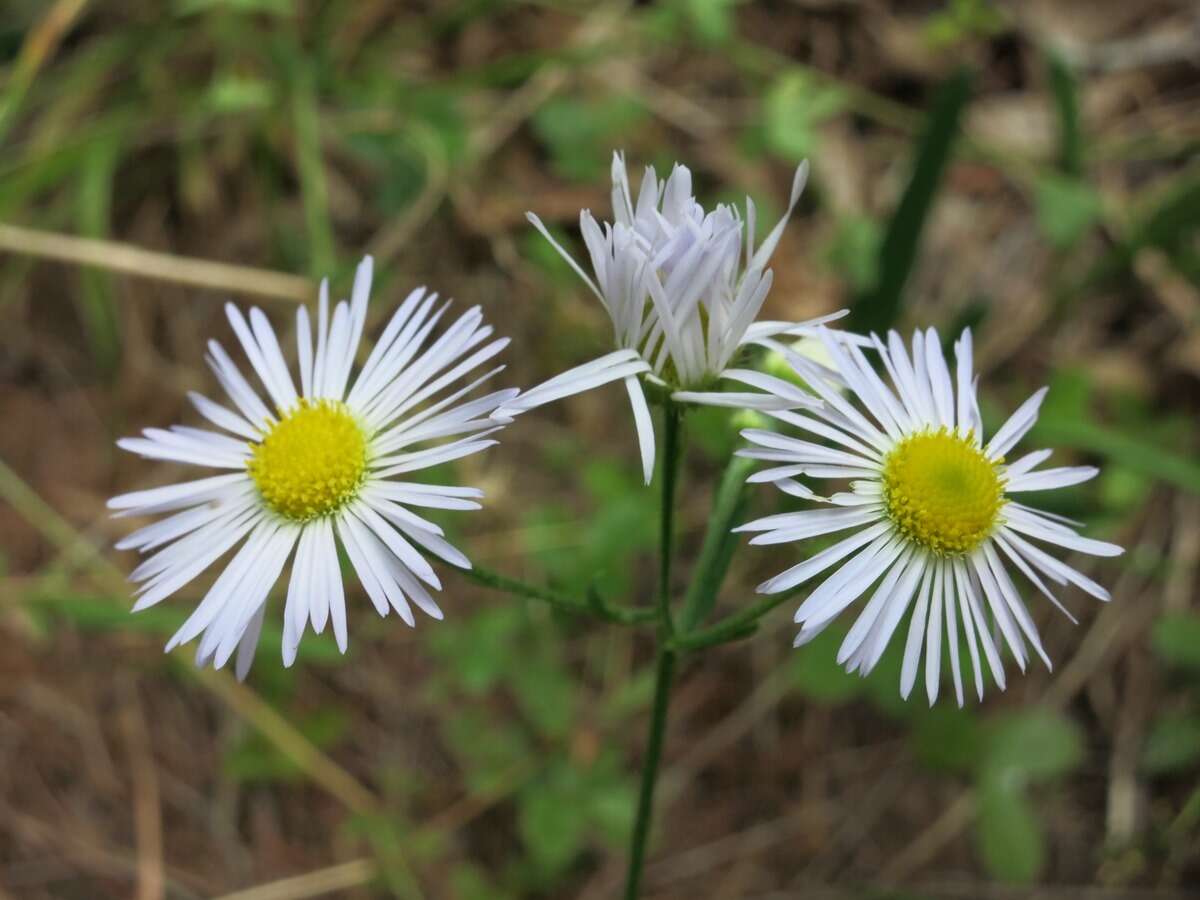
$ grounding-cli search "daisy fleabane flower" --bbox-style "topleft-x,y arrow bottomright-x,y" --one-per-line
500,152 -> 845,482
736,327 -> 1123,705
108,256 -> 515,678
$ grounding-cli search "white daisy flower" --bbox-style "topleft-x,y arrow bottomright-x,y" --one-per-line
503,152 -> 845,483
109,256 -> 515,678
736,327 -> 1123,705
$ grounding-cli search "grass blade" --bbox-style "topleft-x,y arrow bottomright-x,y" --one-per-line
849,68 -> 973,334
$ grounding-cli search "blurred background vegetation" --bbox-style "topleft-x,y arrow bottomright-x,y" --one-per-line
0,0 -> 1197,897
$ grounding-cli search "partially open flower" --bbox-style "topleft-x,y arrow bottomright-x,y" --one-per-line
502,152 -> 844,483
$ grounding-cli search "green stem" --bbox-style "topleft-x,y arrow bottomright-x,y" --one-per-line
656,400 -> 682,637
623,647 -> 675,900
672,587 -> 800,652
624,399 -> 684,899
455,563 -> 654,625
678,452 -> 756,633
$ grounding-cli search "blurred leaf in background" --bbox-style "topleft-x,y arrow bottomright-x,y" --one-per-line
763,69 -> 845,164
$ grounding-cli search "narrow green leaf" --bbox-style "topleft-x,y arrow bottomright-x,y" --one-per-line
76,130 -> 124,374
290,62 -> 335,277
1047,52 -> 1083,177
849,69 -> 973,333
1030,417 -> 1200,495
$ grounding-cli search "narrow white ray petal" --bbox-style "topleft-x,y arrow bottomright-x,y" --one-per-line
296,305 -> 314,399
998,527 -> 1110,602
337,514 -> 393,617
188,392 -> 259,440
131,512 -> 259,611
746,507 -> 883,546
971,551 -> 1028,671
226,304 -> 291,413
992,530 -> 1078,623
1002,505 -> 1123,556
351,503 -> 439,589
951,561 -> 985,697
795,533 -> 905,627
527,211 -> 604,301
164,519 -> 276,649
283,527 -> 315,666
985,387 -> 1048,460
924,327 -> 955,430
983,541 -> 1052,670
858,551 -> 930,673
748,160 -> 807,271
108,473 -> 248,513
116,436 -> 246,470
954,329 -> 974,436
1004,448 -> 1053,479
235,606 -> 267,681
249,307 -> 299,408
925,561 -> 945,704
759,520 -> 890,595
211,526 -> 296,669
1007,466 -> 1099,493
310,518 -> 341,635
206,340 -> 275,429
900,563 -> 934,699
672,390 -> 795,410
498,352 -> 649,415
942,562 -> 965,706
623,375 -> 656,485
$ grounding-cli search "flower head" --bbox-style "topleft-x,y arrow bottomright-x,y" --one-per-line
109,256 -> 514,678
737,327 -> 1123,705
502,152 -> 844,482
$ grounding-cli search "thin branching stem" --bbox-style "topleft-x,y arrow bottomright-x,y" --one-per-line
624,398 -> 684,899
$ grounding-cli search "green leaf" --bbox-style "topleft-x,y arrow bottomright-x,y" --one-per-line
976,779 -> 1044,883
518,775 -> 588,874
682,0 -> 738,44
790,628 -> 864,704
204,74 -> 275,114
849,69 -> 972,333
444,710 -> 532,795
1034,174 -> 1101,248
532,96 -> 647,183
912,706 -> 984,773
763,70 -> 845,163
510,653 -> 576,740
1142,714 -> 1200,774
1152,613 -> 1200,672
825,214 -> 882,293
451,863 -> 516,900
982,709 -> 1084,785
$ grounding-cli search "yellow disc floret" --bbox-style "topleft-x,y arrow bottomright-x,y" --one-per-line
248,400 -> 368,522
881,427 -> 1004,556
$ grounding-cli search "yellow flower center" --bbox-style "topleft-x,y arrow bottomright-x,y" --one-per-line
247,400 -> 368,522
881,428 -> 1004,556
